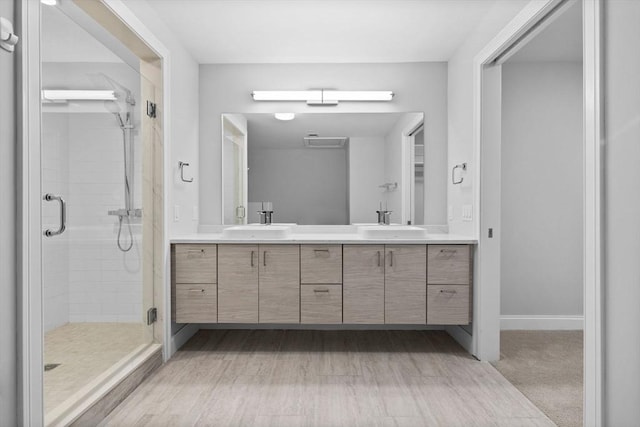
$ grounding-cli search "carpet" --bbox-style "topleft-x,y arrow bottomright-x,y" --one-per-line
492,330 -> 583,427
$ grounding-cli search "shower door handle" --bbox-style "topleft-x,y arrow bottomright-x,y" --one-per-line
43,193 -> 66,237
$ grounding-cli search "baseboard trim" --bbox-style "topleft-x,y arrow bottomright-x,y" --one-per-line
169,323 -> 199,356
446,325 -> 474,353
501,315 -> 584,330
198,323 -> 445,331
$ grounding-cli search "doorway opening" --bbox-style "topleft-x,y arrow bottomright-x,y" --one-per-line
20,0 -> 167,424
480,1 -> 585,426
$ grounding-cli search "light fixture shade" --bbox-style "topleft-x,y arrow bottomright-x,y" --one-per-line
251,89 -> 394,104
41,90 -> 117,101
274,113 -> 295,121
252,90 -> 321,102
323,90 -> 394,102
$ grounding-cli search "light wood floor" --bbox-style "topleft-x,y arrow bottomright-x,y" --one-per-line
101,330 -> 554,427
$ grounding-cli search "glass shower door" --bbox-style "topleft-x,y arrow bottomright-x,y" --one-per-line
40,2 -> 156,421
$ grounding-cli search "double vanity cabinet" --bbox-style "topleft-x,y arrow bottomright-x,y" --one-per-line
171,242 -> 473,326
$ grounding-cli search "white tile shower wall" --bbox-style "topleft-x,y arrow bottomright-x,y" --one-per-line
67,113 -> 142,323
41,62 -> 144,325
42,114 -> 70,332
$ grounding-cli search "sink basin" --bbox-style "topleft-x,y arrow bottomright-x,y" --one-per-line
358,225 -> 427,239
222,225 -> 292,239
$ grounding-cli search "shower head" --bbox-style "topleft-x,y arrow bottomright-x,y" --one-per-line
98,73 -> 136,106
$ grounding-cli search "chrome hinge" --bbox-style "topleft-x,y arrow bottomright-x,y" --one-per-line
147,307 -> 158,325
146,101 -> 157,118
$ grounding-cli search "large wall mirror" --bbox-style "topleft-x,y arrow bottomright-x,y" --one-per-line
221,112 -> 447,226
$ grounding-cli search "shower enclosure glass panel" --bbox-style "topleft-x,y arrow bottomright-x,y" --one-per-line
40,3 -> 156,420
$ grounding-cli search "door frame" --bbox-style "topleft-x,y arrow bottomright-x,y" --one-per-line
18,0 -> 172,424
473,0 -> 603,426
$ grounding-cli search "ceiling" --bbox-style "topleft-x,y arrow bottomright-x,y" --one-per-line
244,112 -> 407,149
509,0 -> 583,62
135,0 -> 528,64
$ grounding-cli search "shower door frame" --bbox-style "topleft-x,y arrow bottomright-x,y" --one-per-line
18,0 -> 172,424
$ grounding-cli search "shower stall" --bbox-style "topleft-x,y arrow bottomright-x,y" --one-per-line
39,3 -> 161,424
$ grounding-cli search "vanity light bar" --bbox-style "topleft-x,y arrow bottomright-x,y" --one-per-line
41,90 -> 117,102
251,90 -> 394,105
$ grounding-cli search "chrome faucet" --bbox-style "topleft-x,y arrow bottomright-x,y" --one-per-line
257,202 -> 274,225
376,202 -> 392,225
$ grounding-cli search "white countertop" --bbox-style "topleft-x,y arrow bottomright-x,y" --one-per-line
171,232 -> 477,245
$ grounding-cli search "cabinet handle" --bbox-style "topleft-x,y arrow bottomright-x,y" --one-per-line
250,251 -> 255,267
187,249 -> 205,254
440,249 -> 457,254
389,251 -> 394,267
377,251 -> 381,267
314,289 -> 330,293
264,251 -> 267,266
188,289 -> 205,293
314,248 -> 330,254
439,289 -> 457,294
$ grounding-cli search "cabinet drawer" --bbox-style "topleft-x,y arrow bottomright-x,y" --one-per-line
301,284 -> 342,324
427,285 -> 470,325
175,244 -> 217,284
175,283 -> 217,323
301,245 -> 342,284
427,245 -> 471,285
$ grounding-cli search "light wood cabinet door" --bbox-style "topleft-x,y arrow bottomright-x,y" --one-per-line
259,245 -> 300,323
385,245 -> 427,324
301,284 -> 342,324
343,245 -> 385,324
427,245 -> 471,285
175,244 -> 217,284
175,283 -> 217,323
218,245 -> 259,323
427,285 -> 470,325
301,245 -> 342,284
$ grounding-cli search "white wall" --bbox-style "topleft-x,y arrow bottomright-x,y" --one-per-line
500,61 -> 583,320
248,148 -> 348,224
603,1 -> 640,423
349,136 -> 386,223
199,62 -> 448,226
0,0 -> 16,422
124,0 -> 200,235
447,0 -> 531,235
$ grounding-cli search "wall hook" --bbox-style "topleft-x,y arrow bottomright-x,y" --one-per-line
452,163 -> 467,185
178,161 -> 194,183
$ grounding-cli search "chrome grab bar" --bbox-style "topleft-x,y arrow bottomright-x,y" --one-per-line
43,193 -> 66,237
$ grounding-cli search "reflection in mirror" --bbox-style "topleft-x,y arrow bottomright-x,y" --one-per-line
221,112 -> 446,226
222,115 -> 248,224
411,125 -> 425,225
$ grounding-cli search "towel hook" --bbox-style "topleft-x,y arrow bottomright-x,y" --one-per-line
452,163 -> 467,185
178,161 -> 194,183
